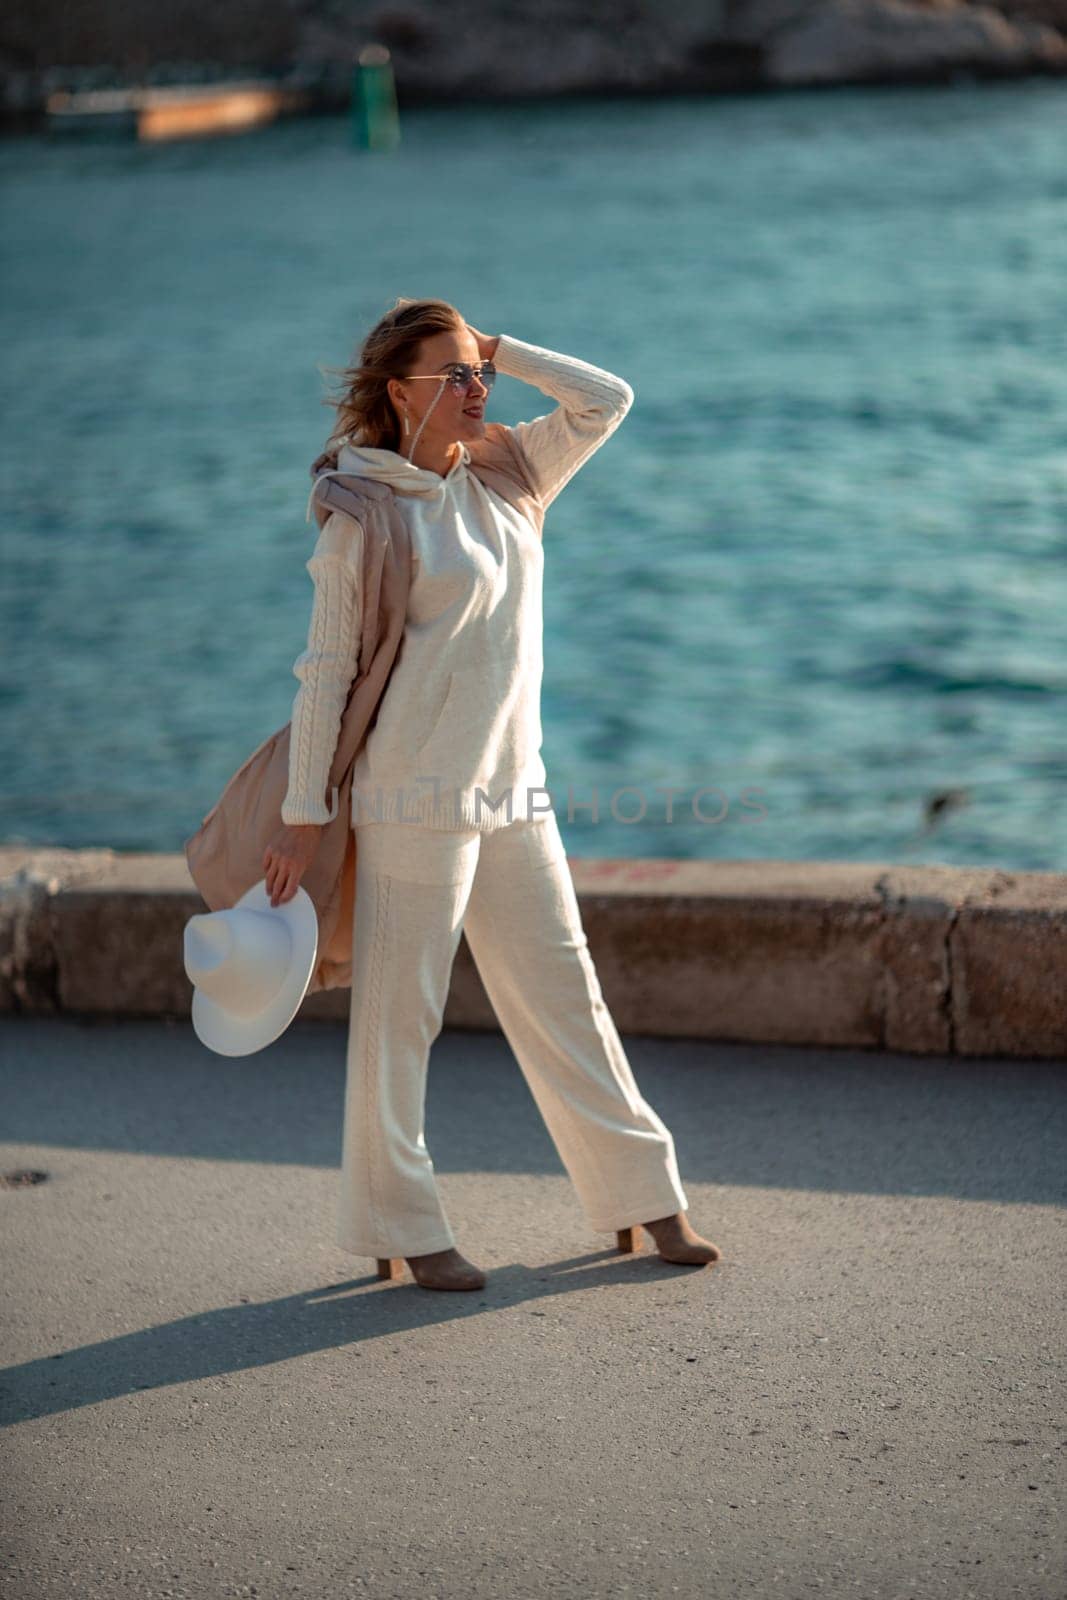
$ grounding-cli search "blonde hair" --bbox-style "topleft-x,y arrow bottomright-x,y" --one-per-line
318,296 -> 466,453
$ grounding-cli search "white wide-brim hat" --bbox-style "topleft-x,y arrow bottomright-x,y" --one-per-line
183,879 -> 319,1057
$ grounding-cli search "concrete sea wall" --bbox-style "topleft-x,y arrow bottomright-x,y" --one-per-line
2,845 -> 1064,1059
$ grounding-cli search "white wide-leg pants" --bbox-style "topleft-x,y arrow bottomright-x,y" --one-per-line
336,809 -> 688,1258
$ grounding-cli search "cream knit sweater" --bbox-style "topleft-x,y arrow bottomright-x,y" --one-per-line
280,333 -> 633,831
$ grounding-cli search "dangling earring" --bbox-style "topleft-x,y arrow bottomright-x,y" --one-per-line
404,411 -> 410,436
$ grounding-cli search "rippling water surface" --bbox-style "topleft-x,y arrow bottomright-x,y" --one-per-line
1,82 -> 1064,867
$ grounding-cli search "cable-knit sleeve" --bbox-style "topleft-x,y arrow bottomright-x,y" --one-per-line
280,510 -> 365,826
494,333 -> 634,513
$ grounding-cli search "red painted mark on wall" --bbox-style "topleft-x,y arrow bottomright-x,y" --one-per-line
569,859 -> 682,882
620,862 -> 682,882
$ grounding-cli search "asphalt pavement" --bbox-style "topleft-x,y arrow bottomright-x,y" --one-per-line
1,1015 -> 1064,1599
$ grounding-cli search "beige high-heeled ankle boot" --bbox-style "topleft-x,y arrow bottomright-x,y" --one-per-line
377,1247 -> 487,1291
617,1213 -> 722,1266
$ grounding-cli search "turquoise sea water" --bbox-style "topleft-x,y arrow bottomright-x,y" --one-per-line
1,82 -> 1065,868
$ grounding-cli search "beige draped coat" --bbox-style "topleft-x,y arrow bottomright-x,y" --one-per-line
183,423 -> 544,994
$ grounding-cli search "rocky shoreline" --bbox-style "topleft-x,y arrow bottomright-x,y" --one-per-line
3,0 -> 1066,129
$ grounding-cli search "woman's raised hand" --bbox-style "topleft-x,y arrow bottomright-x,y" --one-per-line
263,822 -> 323,907
464,323 -> 500,362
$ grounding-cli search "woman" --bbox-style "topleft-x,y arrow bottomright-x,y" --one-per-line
263,297 -> 721,1291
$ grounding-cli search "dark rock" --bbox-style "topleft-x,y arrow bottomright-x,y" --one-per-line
1,0 -> 1065,127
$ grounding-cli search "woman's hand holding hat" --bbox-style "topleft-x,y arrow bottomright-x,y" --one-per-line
263,822 -> 323,907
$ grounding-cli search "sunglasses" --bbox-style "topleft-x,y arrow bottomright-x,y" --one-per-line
400,361 -> 498,397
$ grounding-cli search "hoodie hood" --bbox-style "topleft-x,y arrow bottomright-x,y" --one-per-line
305,436 -> 471,523
338,437 -> 470,494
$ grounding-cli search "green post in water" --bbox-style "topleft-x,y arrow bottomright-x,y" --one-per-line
352,44 -> 400,151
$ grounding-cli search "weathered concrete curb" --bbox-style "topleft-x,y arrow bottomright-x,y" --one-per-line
1,846 -> 1064,1059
